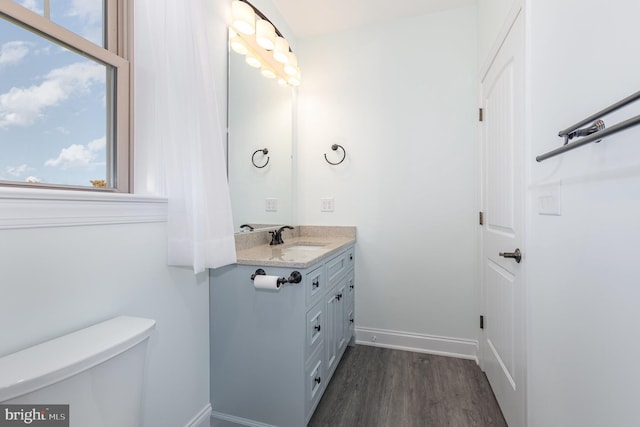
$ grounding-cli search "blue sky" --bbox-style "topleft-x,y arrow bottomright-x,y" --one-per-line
0,0 -> 108,187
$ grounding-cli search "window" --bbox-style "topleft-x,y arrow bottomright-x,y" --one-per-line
0,0 -> 131,192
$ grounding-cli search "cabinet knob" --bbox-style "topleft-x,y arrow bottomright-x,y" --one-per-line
336,293 -> 342,301
349,318 -> 354,323
315,377 -> 322,385
312,280 -> 319,289
314,325 -> 321,332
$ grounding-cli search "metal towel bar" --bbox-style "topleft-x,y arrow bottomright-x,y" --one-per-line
537,90 -> 640,162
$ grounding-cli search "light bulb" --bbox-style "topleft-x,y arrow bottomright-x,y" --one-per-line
273,37 -> 289,63
256,19 -> 276,50
287,69 -> 301,86
229,30 -> 249,55
261,66 -> 276,79
245,53 -> 261,68
284,52 -> 298,76
230,40 -> 248,55
231,1 -> 255,35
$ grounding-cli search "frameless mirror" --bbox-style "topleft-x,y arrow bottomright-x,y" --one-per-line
227,41 -> 294,233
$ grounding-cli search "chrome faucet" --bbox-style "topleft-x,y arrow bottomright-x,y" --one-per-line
269,226 -> 294,245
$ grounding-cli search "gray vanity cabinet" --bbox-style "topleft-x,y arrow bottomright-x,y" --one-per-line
210,245 -> 355,427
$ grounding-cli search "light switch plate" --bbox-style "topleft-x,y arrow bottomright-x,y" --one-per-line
265,198 -> 278,212
537,181 -> 562,215
320,197 -> 334,212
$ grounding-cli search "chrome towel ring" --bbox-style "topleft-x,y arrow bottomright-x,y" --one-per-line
252,148 -> 269,168
324,144 -> 346,165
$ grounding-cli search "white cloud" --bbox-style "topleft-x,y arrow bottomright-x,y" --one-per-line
25,176 -> 42,183
54,126 -> 70,134
66,0 -> 103,45
0,61 -> 104,129
0,41 -> 31,68
45,136 -> 106,170
5,163 -> 30,177
87,137 -> 106,151
34,46 -> 52,56
45,61 -> 105,88
67,0 -> 102,23
17,0 -> 43,15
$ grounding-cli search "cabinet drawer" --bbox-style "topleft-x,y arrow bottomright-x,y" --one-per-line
345,247 -> 355,270
305,350 -> 324,421
305,300 -> 324,360
305,265 -> 324,307
326,250 -> 349,286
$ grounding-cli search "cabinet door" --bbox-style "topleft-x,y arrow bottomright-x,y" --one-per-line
335,280 -> 347,353
345,272 -> 355,342
325,290 -> 338,375
325,277 -> 347,377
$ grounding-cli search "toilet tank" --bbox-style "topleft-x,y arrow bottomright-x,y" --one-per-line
0,316 -> 156,427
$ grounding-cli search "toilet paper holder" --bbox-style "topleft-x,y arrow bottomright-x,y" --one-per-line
251,269 -> 302,286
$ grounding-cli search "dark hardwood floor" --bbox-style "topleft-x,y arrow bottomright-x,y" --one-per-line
308,345 -> 507,427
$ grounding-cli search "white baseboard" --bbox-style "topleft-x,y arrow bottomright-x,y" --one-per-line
211,411 -> 277,427
355,327 -> 478,362
186,403 -> 212,427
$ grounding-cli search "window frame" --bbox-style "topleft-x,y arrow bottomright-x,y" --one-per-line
0,0 -> 132,193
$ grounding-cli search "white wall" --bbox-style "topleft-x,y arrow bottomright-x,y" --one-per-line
526,1 -> 640,425
0,221 -> 210,427
477,0 -> 518,67
0,2 -> 234,427
296,7 -> 479,351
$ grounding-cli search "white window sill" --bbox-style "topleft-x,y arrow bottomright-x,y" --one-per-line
0,187 -> 168,229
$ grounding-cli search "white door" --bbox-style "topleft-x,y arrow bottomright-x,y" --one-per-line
480,11 -> 526,427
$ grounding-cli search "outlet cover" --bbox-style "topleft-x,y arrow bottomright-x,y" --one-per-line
265,198 -> 278,212
537,182 -> 562,216
320,197 -> 334,212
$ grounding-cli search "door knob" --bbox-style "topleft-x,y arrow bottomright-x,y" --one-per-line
499,248 -> 522,263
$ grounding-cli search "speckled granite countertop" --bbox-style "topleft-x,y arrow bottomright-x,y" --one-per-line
235,225 -> 356,268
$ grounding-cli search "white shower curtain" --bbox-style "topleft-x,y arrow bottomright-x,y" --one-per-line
134,0 -> 237,273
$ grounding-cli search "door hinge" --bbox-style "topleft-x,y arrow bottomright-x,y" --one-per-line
480,315 -> 485,329
479,108 -> 484,122
479,211 -> 484,225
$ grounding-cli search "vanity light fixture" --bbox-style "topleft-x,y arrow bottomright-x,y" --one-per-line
230,0 -> 301,86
